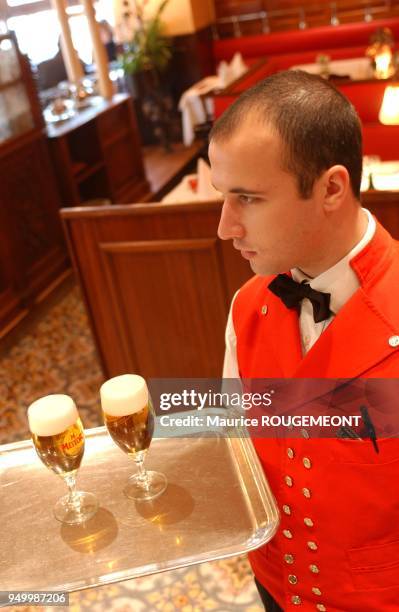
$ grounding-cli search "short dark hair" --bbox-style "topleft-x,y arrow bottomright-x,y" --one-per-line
210,70 -> 363,199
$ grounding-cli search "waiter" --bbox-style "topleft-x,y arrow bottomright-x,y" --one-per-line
209,70 -> 399,611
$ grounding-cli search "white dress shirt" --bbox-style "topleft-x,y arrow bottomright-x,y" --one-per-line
222,209 -> 376,377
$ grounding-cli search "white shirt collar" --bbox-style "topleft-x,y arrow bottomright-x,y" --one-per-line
291,208 -> 376,315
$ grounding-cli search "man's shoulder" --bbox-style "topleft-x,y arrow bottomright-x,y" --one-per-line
233,274 -> 277,314
238,274 -> 275,296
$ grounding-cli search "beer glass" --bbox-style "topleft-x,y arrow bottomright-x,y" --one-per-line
101,374 -> 167,501
27,394 -> 98,524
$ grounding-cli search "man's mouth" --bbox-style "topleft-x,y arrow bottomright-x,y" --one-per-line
239,249 -> 257,260
233,243 -> 257,259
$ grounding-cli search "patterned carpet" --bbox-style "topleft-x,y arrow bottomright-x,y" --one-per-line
0,282 -> 264,612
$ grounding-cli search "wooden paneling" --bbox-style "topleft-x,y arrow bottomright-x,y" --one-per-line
0,133 -> 68,321
143,142 -> 205,200
214,0 -> 399,36
99,237 -> 227,376
47,95 -> 150,207
169,26 -> 216,99
61,201 -> 253,378
104,134 -> 142,192
363,190 -> 399,238
0,33 -> 68,338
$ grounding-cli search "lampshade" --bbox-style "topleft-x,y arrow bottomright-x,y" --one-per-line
374,48 -> 394,79
379,85 -> 399,125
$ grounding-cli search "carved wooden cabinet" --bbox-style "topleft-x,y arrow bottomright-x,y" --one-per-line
0,32 -> 68,337
46,94 -> 150,206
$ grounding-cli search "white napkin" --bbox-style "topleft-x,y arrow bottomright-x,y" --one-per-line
161,174 -> 198,203
217,53 -> 247,88
197,158 -> 223,200
229,52 -> 247,80
217,60 -> 232,88
178,76 -> 219,146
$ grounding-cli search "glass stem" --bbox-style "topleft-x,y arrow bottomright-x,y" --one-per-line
135,456 -> 150,490
64,472 -> 79,506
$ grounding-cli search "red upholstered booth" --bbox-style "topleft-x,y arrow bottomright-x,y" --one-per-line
211,17 -> 399,160
213,17 -> 399,62
214,69 -> 398,159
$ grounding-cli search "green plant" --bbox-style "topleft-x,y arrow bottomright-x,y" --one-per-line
120,0 -> 172,75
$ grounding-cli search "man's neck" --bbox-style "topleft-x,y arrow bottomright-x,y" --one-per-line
300,206 -> 369,278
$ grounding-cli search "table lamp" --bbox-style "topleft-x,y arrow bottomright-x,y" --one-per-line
366,27 -> 395,79
379,84 -> 399,124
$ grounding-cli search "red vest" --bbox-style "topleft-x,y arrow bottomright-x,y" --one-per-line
233,221 -> 399,611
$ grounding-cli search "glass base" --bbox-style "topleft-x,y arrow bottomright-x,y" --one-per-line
124,470 -> 167,501
54,491 -> 98,525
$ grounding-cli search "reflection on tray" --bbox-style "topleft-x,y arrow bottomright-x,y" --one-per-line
61,507 -> 118,553
134,483 -> 195,526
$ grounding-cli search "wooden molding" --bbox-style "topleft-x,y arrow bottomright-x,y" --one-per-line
61,202 -> 253,378
99,238 -> 217,254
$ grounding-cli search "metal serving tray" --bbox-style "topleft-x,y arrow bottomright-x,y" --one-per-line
0,420 -> 279,592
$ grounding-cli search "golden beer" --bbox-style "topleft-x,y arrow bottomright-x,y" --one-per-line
103,404 -> 154,456
31,418 -> 84,476
101,374 -> 167,500
27,394 -> 98,524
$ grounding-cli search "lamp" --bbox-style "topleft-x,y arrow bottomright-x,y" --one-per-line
379,84 -> 399,125
374,46 -> 394,79
366,27 -> 395,79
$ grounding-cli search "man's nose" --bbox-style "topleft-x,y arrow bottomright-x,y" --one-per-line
217,198 -> 245,241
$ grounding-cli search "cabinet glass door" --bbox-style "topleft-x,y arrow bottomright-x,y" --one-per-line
0,36 -> 34,143
0,36 -> 20,85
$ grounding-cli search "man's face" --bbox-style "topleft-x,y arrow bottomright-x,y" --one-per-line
209,120 -> 327,276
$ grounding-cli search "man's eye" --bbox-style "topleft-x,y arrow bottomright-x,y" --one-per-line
238,194 -> 257,204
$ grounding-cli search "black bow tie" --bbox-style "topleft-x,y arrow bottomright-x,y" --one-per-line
268,274 -> 331,323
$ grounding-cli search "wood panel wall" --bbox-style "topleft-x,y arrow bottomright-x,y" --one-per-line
0,130 -> 69,337
214,0 -> 399,36
61,201 -> 253,379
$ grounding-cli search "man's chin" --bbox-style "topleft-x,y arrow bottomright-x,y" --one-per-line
249,259 -> 286,276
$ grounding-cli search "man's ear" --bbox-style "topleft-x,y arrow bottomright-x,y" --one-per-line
322,165 -> 350,211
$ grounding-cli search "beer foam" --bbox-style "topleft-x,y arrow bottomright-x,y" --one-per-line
28,394 -> 79,437
100,374 -> 149,417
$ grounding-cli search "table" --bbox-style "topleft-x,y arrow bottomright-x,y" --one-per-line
291,57 -> 374,80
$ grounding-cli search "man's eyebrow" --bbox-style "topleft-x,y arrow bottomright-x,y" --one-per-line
228,187 -> 265,195
211,184 -> 267,195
